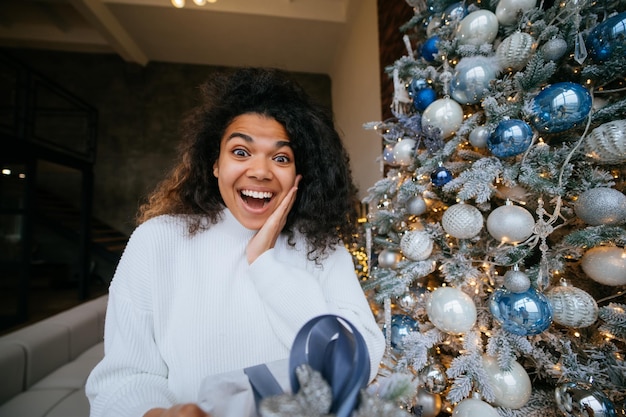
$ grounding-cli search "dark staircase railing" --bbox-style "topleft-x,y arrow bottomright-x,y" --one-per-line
0,51 -> 126,330
35,188 -> 128,266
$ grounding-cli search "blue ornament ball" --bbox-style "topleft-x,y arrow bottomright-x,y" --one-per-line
489,287 -> 553,336
383,314 -> 418,351
555,381 -> 617,417
442,2 -> 468,25
427,0 -> 446,13
408,78 -> 428,96
430,165 -> 453,187
421,36 -> 440,62
587,12 -> 626,61
382,143 -> 397,166
413,87 -> 437,112
450,57 -> 498,105
531,82 -> 592,133
487,119 -> 534,158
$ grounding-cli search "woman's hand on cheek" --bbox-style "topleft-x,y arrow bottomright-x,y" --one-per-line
246,175 -> 302,264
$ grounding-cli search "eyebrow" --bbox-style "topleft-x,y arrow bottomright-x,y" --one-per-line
226,132 -> 292,149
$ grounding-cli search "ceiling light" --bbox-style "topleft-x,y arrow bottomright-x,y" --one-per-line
193,0 -> 207,4
171,0 -> 185,7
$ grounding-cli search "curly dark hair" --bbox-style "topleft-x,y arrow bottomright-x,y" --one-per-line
138,67 -> 359,257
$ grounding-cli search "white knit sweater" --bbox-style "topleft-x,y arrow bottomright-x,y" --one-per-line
86,210 -> 385,417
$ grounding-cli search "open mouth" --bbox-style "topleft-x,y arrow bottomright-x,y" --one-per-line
240,190 -> 273,209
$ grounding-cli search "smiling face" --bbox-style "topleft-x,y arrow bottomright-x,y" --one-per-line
213,113 -> 297,230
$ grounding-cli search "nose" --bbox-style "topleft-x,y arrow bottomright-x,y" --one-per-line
247,157 -> 272,180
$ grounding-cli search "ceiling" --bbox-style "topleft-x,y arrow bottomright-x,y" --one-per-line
0,0 -> 353,74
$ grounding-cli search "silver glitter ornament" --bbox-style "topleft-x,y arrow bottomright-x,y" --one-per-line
541,38 -> 568,61
584,120 -> 626,165
503,267 -> 531,293
400,230 -> 434,261
574,187 -> 626,226
546,283 -> 598,328
441,202 -> 484,239
496,32 -> 535,71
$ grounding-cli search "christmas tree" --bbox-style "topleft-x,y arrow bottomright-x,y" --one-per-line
361,1 -> 626,417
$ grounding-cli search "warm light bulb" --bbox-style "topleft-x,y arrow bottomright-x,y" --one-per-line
171,0 -> 185,7
193,0 -> 206,4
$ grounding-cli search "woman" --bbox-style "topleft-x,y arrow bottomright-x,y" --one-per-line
86,67 -> 385,417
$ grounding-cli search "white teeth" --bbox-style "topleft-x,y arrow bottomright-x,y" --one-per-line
241,190 -> 273,199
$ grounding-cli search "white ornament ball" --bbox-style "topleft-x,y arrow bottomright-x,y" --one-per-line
581,246 -> 626,286
400,230 -> 434,261
503,268 -> 531,293
407,195 -> 428,216
393,138 -> 418,166
452,397 -> 499,417
441,203 -> 484,239
546,284 -> 599,328
422,98 -> 464,139
495,0 -> 537,26
469,126 -> 490,148
482,355 -> 532,409
456,10 -> 499,46
584,120 -> 626,165
486,203 -> 535,244
496,32 -> 536,71
378,249 -> 402,269
541,38 -> 568,61
574,187 -> 626,226
426,287 -> 477,334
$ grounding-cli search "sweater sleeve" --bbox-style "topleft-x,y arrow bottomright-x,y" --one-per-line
248,244 -> 385,381
86,223 -> 176,417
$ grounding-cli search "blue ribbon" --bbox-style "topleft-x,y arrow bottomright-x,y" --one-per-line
289,315 -> 370,417
245,315 -> 370,417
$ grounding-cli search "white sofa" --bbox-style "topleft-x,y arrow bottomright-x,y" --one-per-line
0,295 -> 108,417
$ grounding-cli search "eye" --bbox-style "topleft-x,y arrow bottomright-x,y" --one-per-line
232,148 -> 249,157
273,154 -> 291,164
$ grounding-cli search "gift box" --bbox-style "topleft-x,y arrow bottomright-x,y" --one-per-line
198,359 -> 290,417
197,314 -> 370,417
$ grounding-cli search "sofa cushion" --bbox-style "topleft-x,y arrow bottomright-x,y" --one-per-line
0,323 -> 70,389
32,342 -> 104,390
0,342 -> 25,404
45,388 -> 90,417
42,295 -> 108,360
43,306 -> 101,361
0,388 -> 75,417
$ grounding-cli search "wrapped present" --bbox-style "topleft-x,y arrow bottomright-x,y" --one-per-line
197,359 -> 290,417
197,314 -> 370,417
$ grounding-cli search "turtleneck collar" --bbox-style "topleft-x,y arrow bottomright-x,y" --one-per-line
218,208 -> 258,240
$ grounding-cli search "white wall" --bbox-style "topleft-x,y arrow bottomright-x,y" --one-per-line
330,0 -> 383,202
